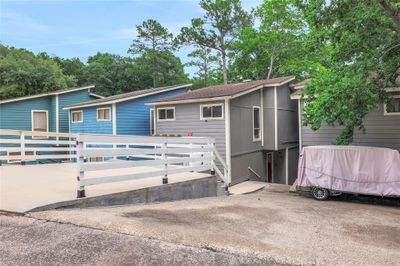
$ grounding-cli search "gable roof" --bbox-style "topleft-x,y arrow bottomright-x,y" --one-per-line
64,83 -> 192,110
148,76 -> 295,105
290,79 -> 311,90
0,85 -> 97,105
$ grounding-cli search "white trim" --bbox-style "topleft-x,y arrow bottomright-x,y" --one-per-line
31,110 -> 49,133
150,109 -> 156,135
112,103 -> 117,135
157,107 -> 176,121
71,110 -> 83,123
385,87 -> 400,92
96,107 -> 111,122
231,77 -> 296,99
0,85 -> 95,105
224,98 -> 232,184
384,95 -> 400,116
89,92 -> 104,99
298,99 -> 302,151
260,89 -> 264,146
55,95 -> 59,133
64,84 -> 192,110
274,86 -> 278,150
146,96 -> 230,107
252,106 -> 261,142
200,103 -> 224,120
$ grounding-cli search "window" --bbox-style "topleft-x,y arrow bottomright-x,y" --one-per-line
200,104 -> 223,120
32,110 -> 48,132
157,107 -> 175,121
253,106 -> 261,141
384,96 -> 400,115
97,108 -> 111,121
71,111 -> 83,123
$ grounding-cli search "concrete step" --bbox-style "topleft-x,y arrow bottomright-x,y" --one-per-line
229,181 -> 267,195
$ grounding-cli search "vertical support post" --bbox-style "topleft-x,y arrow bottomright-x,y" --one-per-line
162,141 -> 168,184
76,136 -> 86,198
285,147 -> 289,185
21,132 -> 26,166
210,142 -> 215,175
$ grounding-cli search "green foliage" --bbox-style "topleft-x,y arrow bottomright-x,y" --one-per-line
177,0 -> 251,84
128,19 -> 184,88
0,45 -> 76,100
302,0 -> 400,144
186,46 -> 222,88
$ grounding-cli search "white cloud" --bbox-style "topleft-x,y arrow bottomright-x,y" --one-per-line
0,7 -> 50,38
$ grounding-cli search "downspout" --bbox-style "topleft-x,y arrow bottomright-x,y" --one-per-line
274,86 -> 278,150
112,103 -> 117,135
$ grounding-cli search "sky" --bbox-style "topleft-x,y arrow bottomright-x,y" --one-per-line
0,0 -> 262,76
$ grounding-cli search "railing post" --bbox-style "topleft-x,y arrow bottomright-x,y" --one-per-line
21,132 -> 26,166
162,141 -> 168,184
76,135 -> 86,198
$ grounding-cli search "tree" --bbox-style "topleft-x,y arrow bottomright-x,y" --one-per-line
230,0 -> 311,81
0,45 -> 76,100
84,52 -> 136,97
52,57 -> 87,86
186,46 -> 221,87
177,0 -> 251,84
302,0 -> 400,144
128,19 -> 175,87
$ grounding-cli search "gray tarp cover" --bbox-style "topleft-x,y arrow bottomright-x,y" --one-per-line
298,146 -> 400,196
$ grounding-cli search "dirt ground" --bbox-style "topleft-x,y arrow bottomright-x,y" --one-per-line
30,184 -> 400,266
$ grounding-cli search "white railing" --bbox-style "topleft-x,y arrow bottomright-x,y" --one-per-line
0,130 -> 229,197
75,134 -> 229,197
0,129 -> 76,163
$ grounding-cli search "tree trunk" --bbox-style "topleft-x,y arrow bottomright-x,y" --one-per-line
222,51 -> 228,84
379,0 -> 400,34
267,48 -> 275,80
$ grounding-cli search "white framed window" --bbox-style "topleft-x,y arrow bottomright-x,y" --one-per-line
253,106 -> 261,141
384,95 -> 400,116
97,107 -> 111,121
31,110 -> 48,132
200,104 -> 223,120
157,107 -> 175,121
71,111 -> 83,123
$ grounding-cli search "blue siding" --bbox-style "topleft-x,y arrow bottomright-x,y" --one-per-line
70,104 -> 113,134
116,88 -> 188,135
0,97 -> 51,131
0,88 -> 96,132
58,90 -> 95,133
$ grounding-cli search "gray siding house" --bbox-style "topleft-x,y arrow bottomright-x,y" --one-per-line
291,81 -> 400,151
147,77 -> 299,186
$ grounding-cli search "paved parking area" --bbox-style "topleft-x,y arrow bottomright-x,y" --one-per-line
0,163 -> 210,212
31,184 -> 400,266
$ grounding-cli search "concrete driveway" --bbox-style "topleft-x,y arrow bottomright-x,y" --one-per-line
31,184 -> 400,266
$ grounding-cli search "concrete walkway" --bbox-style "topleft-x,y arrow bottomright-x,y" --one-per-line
229,181 -> 267,195
31,184 -> 400,266
0,163 -> 210,213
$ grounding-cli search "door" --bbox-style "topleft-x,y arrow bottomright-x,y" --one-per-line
266,152 -> 273,183
32,110 -> 48,132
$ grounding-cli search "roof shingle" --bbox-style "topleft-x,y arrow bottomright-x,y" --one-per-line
150,76 -> 295,104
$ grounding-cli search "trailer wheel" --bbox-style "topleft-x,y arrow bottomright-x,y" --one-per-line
311,187 -> 329,200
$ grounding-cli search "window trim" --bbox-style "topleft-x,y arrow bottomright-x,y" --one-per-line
384,95 -> 400,116
31,110 -> 49,132
96,107 -> 111,122
157,107 -> 175,121
71,110 -> 83,123
200,103 -> 224,120
252,106 -> 261,142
